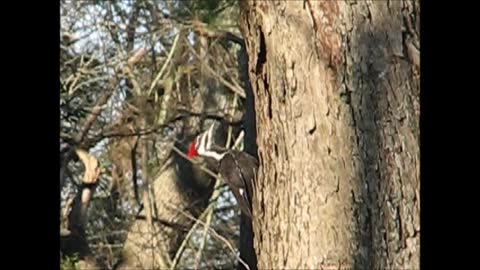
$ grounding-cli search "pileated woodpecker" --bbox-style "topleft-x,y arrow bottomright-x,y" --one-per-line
186,124 -> 258,218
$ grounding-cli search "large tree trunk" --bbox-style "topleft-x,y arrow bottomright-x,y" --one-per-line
239,1 -> 419,269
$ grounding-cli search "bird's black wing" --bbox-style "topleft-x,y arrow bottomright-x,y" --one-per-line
219,151 -> 258,218
233,150 -> 258,207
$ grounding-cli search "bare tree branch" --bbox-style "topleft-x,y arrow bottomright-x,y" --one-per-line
184,37 -> 246,98
167,202 -> 250,270
148,33 -> 181,96
75,149 -> 101,185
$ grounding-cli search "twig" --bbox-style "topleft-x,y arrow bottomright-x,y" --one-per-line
113,39 -> 147,97
90,243 -> 125,249
183,37 -> 246,98
169,214 -> 201,269
169,188 -> 221,270
233,130 -> 244,150
97,108 -> 243,141
167,202 -> 250,270
67,55 -> 84,95
123,63 -> 143,96
148,33 -> 181,96
61,195 -> 76,236
171,122 -> 246,270
73,80 -> 116,145
169,143 -> 226,269
192,123 -> 235,269
70,75 -> 109,94
171,145 -> 219,179
192,194 -> 215,270
128,48 -> 147,66
130,136 -> 142,209
193,19 -> 244,47
87,230 -> 128,241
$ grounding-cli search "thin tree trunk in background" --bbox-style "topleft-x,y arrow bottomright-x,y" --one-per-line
239,1 -> 419,269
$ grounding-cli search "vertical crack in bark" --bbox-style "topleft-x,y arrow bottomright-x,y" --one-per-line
255,28 -> 267,76
253,26 -> 272,121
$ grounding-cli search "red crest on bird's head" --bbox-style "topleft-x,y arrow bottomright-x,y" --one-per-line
186,138 -> 199,158
186,124 -> 216,159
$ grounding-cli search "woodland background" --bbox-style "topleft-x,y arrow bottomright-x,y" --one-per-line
60,1 -> 419,269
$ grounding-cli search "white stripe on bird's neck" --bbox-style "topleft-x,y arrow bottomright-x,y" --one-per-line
196,129 -> 227,161
200,150 -> 227,161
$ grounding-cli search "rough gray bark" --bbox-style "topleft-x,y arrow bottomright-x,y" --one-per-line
239,1 -> 419,269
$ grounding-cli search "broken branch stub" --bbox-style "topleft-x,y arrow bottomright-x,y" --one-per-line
75,149 -> 101,185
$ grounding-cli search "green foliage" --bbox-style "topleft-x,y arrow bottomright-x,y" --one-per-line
60,253 -> 80,270
175,0 -> 236,25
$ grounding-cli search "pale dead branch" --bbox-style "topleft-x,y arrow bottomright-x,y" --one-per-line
75,148 -> 101,226
169,190 -> 220,270
148,33 -> 181,96
233,130 -> 244,150
61,195 -> 76,237
122,62 -> 143,96
167,202 -> 250,270
171,145 -> 219,179
183,38 -> 246,98
193,200 -> 214,270
128,47 -> 147,66
75,149 -> 101,185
